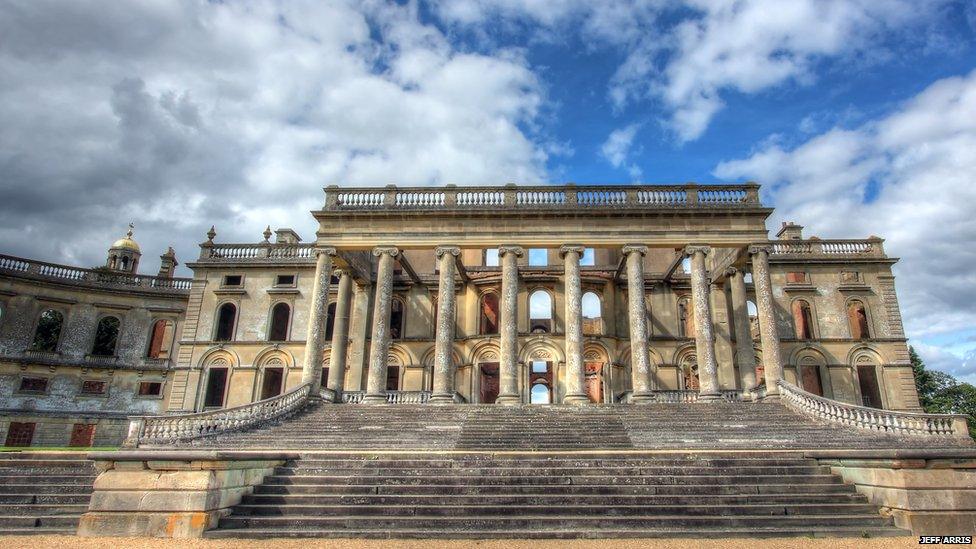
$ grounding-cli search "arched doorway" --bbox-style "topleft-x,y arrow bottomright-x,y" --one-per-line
854,351 -> 884,408
529,360 -> 552,404
480,362 -> 499,404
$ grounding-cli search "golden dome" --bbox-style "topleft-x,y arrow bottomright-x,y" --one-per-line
111,224 -> 141,252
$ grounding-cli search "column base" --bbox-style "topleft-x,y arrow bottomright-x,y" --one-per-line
630,392 -> 655,404
562,393 -> 590,405
495,394 -> 521,406
759,393 -> 781,401
428,393 -> 456,404
361,393 -> 388,405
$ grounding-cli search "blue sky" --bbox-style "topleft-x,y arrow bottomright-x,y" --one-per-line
0,0 -> 975,380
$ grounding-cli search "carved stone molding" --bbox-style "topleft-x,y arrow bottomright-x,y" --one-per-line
683,245 -> 712,257
558,244 -> 586,258
435,246 -> 461,258
748,244 -> 773,256
498,245 -> 524,257
371,246 -> 400,258
621,244 -> 648,256
314,247 -> 338,258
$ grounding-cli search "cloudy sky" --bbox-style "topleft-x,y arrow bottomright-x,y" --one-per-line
1,0 -> 975,379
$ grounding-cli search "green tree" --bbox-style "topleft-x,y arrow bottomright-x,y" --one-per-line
911,346 -> 976,438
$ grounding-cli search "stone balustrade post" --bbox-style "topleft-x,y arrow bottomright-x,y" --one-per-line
686,246 -> 721,400
560,245 -> 589,404
362,246 -> 399,404
726,266 -> 757,391
623,245 -> 655,403
749,244 -> 784,397
301,247 -> 336,393
496,245 -> 524,405
430,246 -> 460,404
326,269 -> 353,399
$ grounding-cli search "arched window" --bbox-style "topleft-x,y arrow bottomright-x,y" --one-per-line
147,319 -> 174,358
677,297 -> 695,338
32,309 -> 64,352
531,383 -> 550,404
390,298 -> 404,340
582,291 -> 602,335
792,300 -> 815,340
848,300 -> 870,339
214,303 -> 237,341
324,302 -> 337,341
480,292 -> 499,335
121,256 -> 129,270
91,316 -> 121,356
268,303 -> 290,342
529,290 -> 552,333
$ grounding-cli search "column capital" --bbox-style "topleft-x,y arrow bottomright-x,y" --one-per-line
725,266 -> 744,278
748,244 -> 772,256
621,244 -> 648,256
314,246 -> 337,258
435,246 -> 461,258
371,246 -> 400,258
559,244 -> 586,258
332,267 -> 351,278
498,245 -> 524,257
683,245 -> 711,257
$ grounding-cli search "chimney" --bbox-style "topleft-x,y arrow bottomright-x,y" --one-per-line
158,247 -> 178,278
776,221 -> 804,240
275,228 -> 302,244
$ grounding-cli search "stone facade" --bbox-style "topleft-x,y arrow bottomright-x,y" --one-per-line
0,183 -> 923,446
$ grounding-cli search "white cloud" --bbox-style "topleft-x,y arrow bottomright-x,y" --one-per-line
714,70 -> 976,357
430,0 -> 949,142
600,124 -> 643,181
0,0 -> 550,273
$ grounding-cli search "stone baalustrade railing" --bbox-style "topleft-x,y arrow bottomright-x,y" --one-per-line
324,183 -> 761,212
777,380 -> 971,440
0,254 -> 192,293
198,243 -> 315,263
770,238 -> 886,258
124,382 -> 313,446
337,390 -> 438,404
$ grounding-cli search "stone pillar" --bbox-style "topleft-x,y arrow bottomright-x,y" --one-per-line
430,246 -> 460,404
345,282 -> 371,390
301,247 -> 336,392
362,246 -> 399,404
560,245 -> 589,404
623,245 -> 654,403
727,267 -> 757,390
325,269 -> 353,398
495,245 -> 524,405
749,244 -> 784,397
686,245 -> 721,401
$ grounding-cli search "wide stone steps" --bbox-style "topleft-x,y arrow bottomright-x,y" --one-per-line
188,401 -> 945,451
210,452 -> 907,539
0,452 -> 95,536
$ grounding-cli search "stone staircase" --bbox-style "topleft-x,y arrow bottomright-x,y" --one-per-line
206,452 -> 908,539
0,452 -> 95,535
187,401 -> 957,450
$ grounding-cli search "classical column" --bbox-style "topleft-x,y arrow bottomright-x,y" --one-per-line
362,246 -> 399,404
686,245 -> 721,401
325,268 -> 353,399
623,245 -> 654,403
727,267 -> 757,390
749,244 -> 784,397
495,245 -> 523,405
301,247 -> 336,393
560,245 -> 589,404
430,246 -> 460,404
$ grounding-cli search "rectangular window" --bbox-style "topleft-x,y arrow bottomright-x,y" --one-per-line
531,360 -> 548,373
69,424 -> 96,447
786,272 -> 808,284
222,274 -> 243,287
528,249 -> 548,266
581,248 -> 595,266
18,377 -> 48,393
138,381 -> 163,397
81,380 -> 107,395
4,422 -> 35,447
275,274 -> 296,286
484,248 -> 499,267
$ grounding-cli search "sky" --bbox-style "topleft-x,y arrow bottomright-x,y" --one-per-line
1,0 -> 975,381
